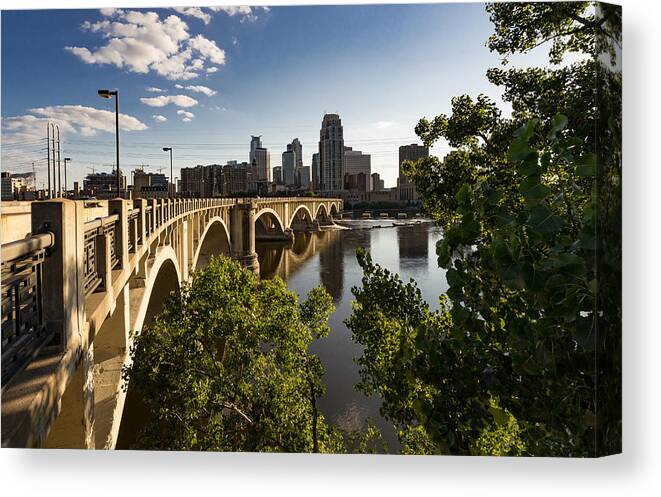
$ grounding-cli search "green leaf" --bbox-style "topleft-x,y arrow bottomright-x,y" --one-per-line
519,176 -> 551,201
575,154 -> 596,177
527,204 -> 565,234
508,139 -> 535,161
547,113 -> 568,139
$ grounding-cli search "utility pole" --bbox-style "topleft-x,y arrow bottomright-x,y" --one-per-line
63,158 -> 71,197
46,123 -> 51,198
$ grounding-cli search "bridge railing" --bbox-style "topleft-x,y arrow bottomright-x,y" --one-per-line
1,232 -> 55,386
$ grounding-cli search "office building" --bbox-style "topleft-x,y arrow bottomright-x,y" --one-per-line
282,149 -> 296,186
249,135 -> 262,165
1,172 -> 35,200
290,138 -> 303,170
273,166 -> 282,185
371,172 -> 385,192
398,143 -> 428,202
299,166 -> 311,190
82,170 -> 127,197
220,162 -> 250,195
343,146 -> 371,192
319,113 -> 344,191
133,170 -> 168,199
311,153 -> 320,190
252,147 -> 270,182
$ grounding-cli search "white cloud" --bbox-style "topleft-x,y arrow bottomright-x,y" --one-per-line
66,10 -> 226,81
146,86 -> 165,92
99,8 -> 123,17
177,110 -> 195,122
375,121 -> 397,129
206,66 -> 219,73
172,7 -> 211,24
140,94 -> 198,107
209,6 -> 269,23
1,105 -> 147,144
153,114 -> 168,122
179,85 -> 217,96
187,35 -> 226,65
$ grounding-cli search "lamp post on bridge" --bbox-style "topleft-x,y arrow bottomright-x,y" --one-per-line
162,147 -> 173,198
97,89 -> 120,197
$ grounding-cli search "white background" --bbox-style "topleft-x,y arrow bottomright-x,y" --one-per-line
1,1 -> 659,495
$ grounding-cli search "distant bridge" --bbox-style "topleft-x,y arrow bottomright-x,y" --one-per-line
1,196 -> 342,448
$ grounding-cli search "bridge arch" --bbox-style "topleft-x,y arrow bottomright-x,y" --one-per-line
97,246 -> 182,449
289,204 -> 315,231
191,217 -> 231,271
255,208 -> 287,241
255,208 -> 286,233
314,203 -> 329,220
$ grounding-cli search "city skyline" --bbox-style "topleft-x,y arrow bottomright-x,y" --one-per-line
1,4 -> 549,189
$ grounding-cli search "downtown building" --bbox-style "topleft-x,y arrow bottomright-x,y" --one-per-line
82,170 -> 127,198
180,162 -> 252,197
398,143 -> 428,202
311,153 -> 320,190
249,135 -> 271,184
133,169 -> 169,199
343,146 -> 371,192
318,113 -> 344,192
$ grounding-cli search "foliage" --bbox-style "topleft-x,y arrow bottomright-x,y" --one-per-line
348,1 -> 621,456
122,255 -> 346,452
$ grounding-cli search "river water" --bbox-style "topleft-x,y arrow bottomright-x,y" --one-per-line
255,220 -> 447,448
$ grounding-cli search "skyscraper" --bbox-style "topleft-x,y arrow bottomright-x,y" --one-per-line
343,146 -> 371,192
251,146 -> 270,182
282,149 -> 296,186
272,166 -> 282,185
250,135 -> 262,165
299,166 -> 311,190
290,138 -> 303,170
318,113 -> 344,191
311,153 -> 320,191
398,143 -> 428,202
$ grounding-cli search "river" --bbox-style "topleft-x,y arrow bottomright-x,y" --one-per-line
255,220 -> 447,448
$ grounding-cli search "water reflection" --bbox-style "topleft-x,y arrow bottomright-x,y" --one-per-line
255,221 -> 445,449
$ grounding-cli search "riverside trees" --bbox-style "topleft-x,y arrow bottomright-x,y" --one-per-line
347,1 -> 621,456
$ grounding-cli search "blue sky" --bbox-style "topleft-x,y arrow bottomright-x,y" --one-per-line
1,3 -> 541,188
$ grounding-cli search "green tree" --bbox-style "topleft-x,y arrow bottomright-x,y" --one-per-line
348,1 -> 621,456
122,255 -> 344,452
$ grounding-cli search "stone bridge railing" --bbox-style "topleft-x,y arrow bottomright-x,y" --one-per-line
1,196 -> 342,448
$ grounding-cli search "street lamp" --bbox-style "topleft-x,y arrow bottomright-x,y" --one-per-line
63,157 -> 71,198
162,147 -> 173,197
98,89 -> 120,197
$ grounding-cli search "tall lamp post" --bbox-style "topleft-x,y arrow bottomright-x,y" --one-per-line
98,89 -> 120,197
162,147 -> 173,197
63,157 -> 71,198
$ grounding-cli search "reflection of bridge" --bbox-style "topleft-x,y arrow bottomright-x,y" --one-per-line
1,196 -> 341,448
257,230 -> 343,281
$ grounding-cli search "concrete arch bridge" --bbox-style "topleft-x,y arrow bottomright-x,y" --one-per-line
1,196 -> 342,448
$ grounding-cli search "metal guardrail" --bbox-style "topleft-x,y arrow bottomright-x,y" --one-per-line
1,232 -> 55,386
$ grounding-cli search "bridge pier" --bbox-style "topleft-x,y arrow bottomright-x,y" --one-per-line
230,202 -> 260,273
